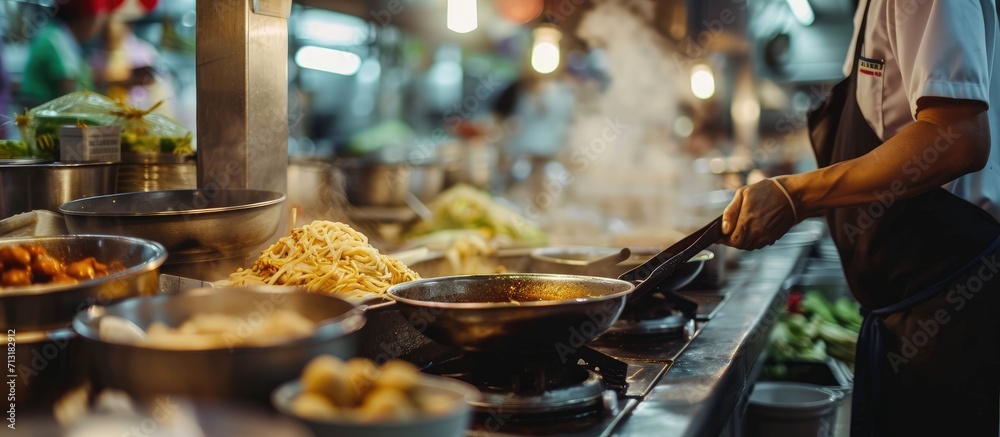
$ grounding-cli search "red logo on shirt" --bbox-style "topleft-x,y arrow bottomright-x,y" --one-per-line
859,56 -> 885,78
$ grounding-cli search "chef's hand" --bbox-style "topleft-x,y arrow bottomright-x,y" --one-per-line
721,178 -> 799,250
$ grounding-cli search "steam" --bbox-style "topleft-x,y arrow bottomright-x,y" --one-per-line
544,0 -> 714,245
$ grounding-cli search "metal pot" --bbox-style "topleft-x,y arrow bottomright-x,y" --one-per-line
59,189 -> 285,280
286,159 -> 349,225
0,235 -> 167,331
72,286 -> 365,404
384,274 -> 633,353
116,152 -> 197,193
0,161 -> 117,219
336,158 -> 445,207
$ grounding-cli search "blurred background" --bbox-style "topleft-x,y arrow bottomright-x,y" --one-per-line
0,0 -> 857,246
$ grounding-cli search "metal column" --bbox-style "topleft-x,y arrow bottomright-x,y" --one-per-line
195,0 -> 291,194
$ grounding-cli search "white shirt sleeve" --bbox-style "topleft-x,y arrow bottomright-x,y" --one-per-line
887,0 -> 991,116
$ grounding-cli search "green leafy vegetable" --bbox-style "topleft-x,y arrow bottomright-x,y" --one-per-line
0,140 -> 28,159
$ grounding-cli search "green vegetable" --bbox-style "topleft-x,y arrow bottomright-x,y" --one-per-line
405,184 -> 548,246
817,320 -> 858,346
767,320 -> 797,362
833,297 -> 864,329
120,132 -> 194,156
0,140 -> 29,159
802,291 -> 838,324
796,339 -> 828,362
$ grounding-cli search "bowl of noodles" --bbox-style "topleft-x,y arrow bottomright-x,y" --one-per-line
224,220 -> 421,303
72,286 -> 365,404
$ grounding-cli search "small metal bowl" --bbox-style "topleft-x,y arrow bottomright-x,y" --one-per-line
0,235 -> 167,331
72,286 -> 365,404
272,375 -> 479,437
529,246 -> 624,276
59,189 -> 286,277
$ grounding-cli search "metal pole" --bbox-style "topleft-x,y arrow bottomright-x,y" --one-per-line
195,0 -> 290,195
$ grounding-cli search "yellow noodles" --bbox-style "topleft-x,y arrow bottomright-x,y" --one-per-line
228,221 -> 419,299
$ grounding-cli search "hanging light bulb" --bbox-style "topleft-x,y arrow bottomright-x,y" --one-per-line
447,0 -> 478,33
531,25 -> 562,74
690,64 -> 715,100
785,0 -> 815,26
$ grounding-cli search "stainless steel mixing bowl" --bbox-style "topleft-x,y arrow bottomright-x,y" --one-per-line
0,161 -> 117,219
59,189 -> 285,270
72,286 -> 365,404
0,235 -> 167,331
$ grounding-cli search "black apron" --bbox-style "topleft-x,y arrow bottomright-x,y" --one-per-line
807,1 -> 1000,435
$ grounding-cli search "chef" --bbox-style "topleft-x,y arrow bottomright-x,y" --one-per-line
722,0 -> 1000,435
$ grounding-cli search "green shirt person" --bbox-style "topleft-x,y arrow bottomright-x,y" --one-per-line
19,1 -> 109,107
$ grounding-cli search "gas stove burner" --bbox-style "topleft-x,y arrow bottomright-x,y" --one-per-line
604,290 -> 695,336
472,370 -> 606,414
605,311 -> 688,336
422,348 -> 628,417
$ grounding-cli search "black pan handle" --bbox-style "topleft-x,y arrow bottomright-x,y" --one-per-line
621,216 -> 724,303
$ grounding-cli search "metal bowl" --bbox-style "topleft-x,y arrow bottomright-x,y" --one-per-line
612,248 -> 714,291
72,286 -> 365,404
0,235 -> 167,331
529,246 -> 625,276
272,376 -> 479,437
336,159 -> 445,207
59,189 -> 285,269
0,161 -> 117,219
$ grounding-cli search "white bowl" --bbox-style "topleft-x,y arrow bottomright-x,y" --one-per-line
272,374 -> 480,437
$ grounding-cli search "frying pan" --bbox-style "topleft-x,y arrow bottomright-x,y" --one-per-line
382,216 -> 724,353
384,274 -> 633,352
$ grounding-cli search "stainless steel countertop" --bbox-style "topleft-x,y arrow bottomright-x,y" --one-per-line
612,240 -> 811,436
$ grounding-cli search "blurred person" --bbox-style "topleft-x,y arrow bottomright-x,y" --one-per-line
20,0 -> 110,107
90,0 -> 175,117
721,1 -> 1000,435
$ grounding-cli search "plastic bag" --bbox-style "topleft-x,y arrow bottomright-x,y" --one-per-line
112,99 -> 194,157
25,90 -> 120,160
24,91 -> 194,160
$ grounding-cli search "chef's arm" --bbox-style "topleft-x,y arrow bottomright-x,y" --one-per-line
780,97 -> 990,217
